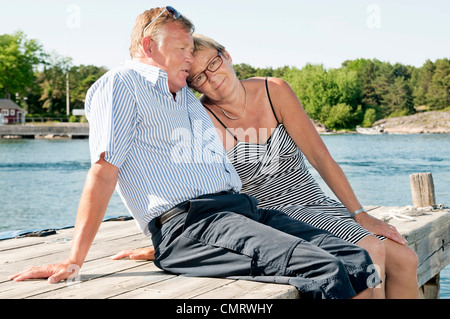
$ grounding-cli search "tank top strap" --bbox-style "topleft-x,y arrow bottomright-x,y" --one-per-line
203,104 -> 239,142
265,77 -> 280,124
203,78 -> 278,142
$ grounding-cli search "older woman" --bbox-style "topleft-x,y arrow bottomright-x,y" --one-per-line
113,34 -> 419,298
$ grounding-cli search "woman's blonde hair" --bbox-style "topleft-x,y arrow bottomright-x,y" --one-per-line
193,34 -> 225,54
129,7 -> 195,58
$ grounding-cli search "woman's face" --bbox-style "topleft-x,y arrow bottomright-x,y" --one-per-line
188,48 -> 235,100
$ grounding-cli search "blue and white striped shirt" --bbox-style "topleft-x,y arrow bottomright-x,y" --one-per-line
85,60 -> 241,236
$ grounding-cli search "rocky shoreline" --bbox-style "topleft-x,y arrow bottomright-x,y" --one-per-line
313,111 -> 450,134
1,111 -> 449,138
373,111 -> 450,134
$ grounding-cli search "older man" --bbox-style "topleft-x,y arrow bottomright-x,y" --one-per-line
10,7 -> 379,299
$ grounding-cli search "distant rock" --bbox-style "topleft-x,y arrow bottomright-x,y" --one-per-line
373,111 -> 450,134
312,120 -> 331,133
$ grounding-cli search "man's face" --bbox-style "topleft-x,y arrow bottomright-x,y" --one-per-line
149,22 -> 194,93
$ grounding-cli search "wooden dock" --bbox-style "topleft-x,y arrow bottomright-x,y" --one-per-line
0,123 -> 89,139
1,205 -> 448,299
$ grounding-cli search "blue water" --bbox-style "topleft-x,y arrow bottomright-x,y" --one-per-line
0,138 -> 127,233
317,133 -> 450,208
0,134 -> 449,297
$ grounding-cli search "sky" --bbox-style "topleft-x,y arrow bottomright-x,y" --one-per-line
1,0 -> 449,70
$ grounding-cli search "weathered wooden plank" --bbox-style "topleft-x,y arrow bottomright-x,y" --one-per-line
0,220 -> 144,265
1,207 -> 448,299
0,220 -> 149,289
0,227 -> 74,252
0,238 -> 151,298
368,206 -> 450,289
28,262 -> 175,299
194,280 -> 299,299
0,257 -> 143,298
0,219 -> 300,299
109,275 -> 298,299
0,232 -> 147,278
110,275 -> 238,299
414,223 -> 449,287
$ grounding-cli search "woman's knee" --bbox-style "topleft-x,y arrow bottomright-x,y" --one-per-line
385,240 -> 418,273
357,235 -> 386,268
406,247 -> 419,270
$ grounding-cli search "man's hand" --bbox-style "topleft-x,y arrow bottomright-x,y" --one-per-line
354,212 -> 408,245
9,154 -> 119,285
110,247 -> 155,261
9,260 -> 79,284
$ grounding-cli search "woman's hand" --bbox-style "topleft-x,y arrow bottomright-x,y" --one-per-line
110,247 -> 155,261
354,212 -> 408,245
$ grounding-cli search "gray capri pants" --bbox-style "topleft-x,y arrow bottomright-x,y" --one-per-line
148,192 -> 380,299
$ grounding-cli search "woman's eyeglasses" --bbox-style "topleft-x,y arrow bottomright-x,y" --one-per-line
188,52 -> 224,88
143,6 -> 181,35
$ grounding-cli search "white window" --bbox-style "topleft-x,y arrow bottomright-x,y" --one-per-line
10,109 -> 15,116
1,109 -> 9,116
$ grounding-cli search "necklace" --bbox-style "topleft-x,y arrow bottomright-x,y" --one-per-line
221,82 -> 247,120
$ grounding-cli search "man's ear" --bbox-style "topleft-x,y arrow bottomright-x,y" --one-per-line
222,50 -> 232,64
141,36 -> 153,58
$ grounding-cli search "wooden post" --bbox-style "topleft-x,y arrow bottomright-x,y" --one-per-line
410,172 -> 436,208
410,172 -> 441,299
419,273 -> 441,299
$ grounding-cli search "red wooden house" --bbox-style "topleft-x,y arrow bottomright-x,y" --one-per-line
0,99 -> 26,124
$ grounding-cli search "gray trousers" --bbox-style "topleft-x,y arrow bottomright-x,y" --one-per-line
148,192 -> 380,299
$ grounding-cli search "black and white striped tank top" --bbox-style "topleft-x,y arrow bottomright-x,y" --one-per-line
206,78 -> 327,209
205,78 -> 379,244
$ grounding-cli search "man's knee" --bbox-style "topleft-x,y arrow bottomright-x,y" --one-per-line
287,241 -> 349,278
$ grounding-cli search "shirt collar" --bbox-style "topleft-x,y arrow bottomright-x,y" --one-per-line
125,60 -> 162,84
125,59 -> 187,102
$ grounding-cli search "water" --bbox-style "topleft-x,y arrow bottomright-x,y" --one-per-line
0,134 -> 449,297
317,133 -> 450,208
0,138 -> 127,233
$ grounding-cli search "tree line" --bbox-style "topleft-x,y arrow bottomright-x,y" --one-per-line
1,31 -> 449,129
0,31 -> 107,119
234,58 -> 450,130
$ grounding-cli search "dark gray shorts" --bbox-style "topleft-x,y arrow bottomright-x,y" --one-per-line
148,192 -> 380,299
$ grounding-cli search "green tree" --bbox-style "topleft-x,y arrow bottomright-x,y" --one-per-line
412,59 -> 435,107
344,59 -> 414,119
283,64 -> 362,129
371,62 -> 394,117
68,64 -> 108,110
362,108 -> 377,127
233,63 -> 257,79
233,64 -> 290,80
36,52 -> 72,114
342,58 -> 381,109
282,64 -> 328,121
0,31 -> 46,102
323,103 -> 354,129
385,76 -> 414,117
427,58 -> 450,110
328,68 -> 362,108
